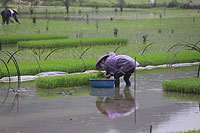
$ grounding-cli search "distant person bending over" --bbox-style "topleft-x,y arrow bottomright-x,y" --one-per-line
96,52 -> 139,87
1,9 -> 21,25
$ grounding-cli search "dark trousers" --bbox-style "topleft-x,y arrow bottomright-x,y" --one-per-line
1,11 -> 10,25
114,68 -> 135,87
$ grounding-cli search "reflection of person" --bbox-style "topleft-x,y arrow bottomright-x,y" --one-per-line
1,9 -> 21,25
96,52 -> 139,87
96,87 -> 138,119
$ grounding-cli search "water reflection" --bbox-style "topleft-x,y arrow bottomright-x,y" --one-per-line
0,87 -> 19,114
36,86 -> 90,99
0,81 -> 35,114
163,91 -> 200,112
91,87 -> 138,119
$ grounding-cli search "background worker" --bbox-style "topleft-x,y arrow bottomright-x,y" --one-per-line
1,9 -> 21,25
96,52 -> 139,87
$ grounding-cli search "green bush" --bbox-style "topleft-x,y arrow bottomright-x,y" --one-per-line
17,37 -> 128,49
35,73 -> 97,89
0,34 -> 69,44
162,78 -> 200,94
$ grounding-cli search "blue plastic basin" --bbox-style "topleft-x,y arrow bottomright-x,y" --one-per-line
89,79 -> 116,88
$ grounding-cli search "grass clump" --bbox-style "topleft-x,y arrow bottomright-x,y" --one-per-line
0,34 -> 69,44
35,73 -> 97,89
162,78 -> 200,94
17,37 -> 128,49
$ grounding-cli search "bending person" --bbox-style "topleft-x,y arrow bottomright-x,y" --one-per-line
96,52 -> 139,87
1,9 -> 21,25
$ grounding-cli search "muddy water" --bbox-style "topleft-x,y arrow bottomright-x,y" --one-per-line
0,67 -> 200,133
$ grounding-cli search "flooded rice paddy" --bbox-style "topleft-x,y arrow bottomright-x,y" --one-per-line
0,66 -> 200,133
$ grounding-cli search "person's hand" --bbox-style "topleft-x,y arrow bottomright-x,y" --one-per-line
105,74 -> 111,79
18,22 -> 21,24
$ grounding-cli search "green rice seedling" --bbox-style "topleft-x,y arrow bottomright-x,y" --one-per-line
35,73 -> 97,89
0,58 -> 94,78
17,37 -> 128,49
0,34 -> 69,44
162,78 -> 200,94
96,71 -> 105,78
1,14 -> 200,57
134,50 -> 200,66
0,50 -> 199,78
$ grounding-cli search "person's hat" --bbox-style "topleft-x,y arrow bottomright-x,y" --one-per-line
12,9 -> 18,14
96,55 -> 109,69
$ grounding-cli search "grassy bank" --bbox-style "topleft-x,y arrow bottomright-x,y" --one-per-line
162,78 -> 200,94
0,50 -> 199,78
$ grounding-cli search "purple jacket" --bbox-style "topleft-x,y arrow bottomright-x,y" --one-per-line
104,52 -> 139,75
